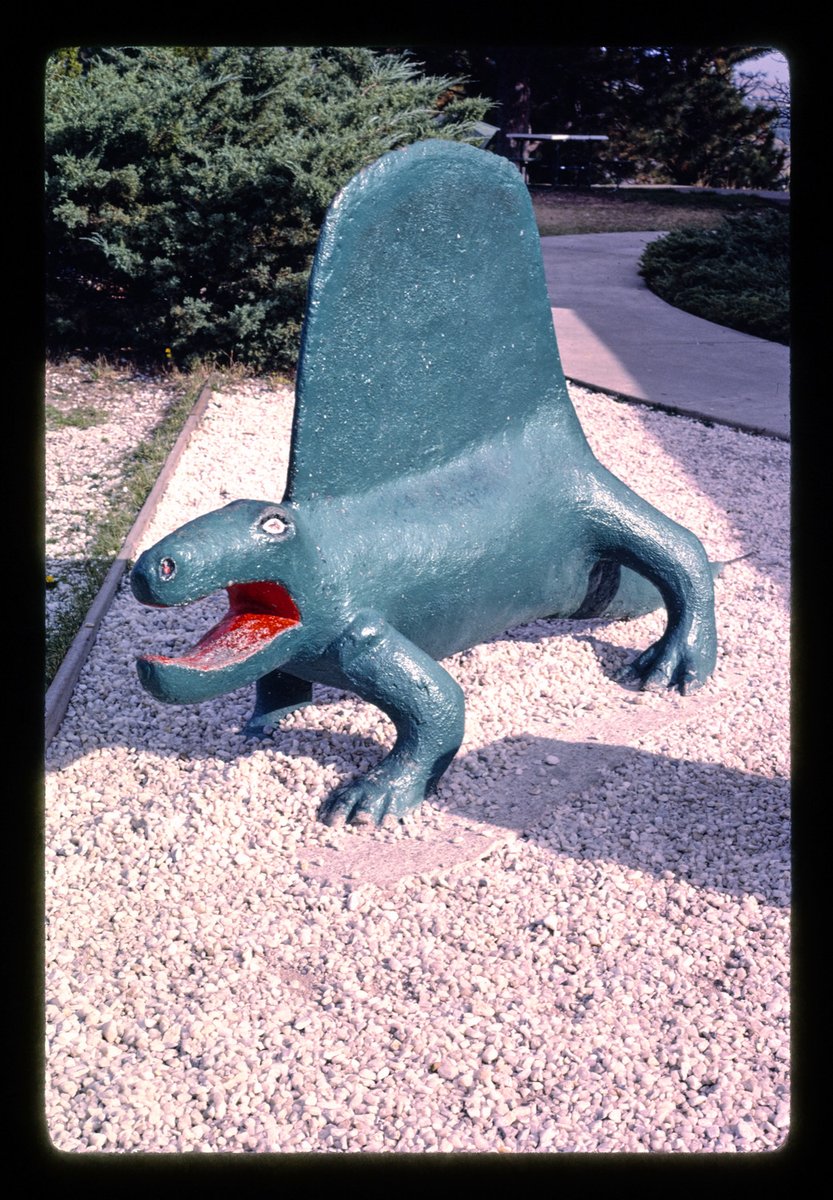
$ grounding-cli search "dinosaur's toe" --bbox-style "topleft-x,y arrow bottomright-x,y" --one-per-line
615,634 -> 713,695
319,769 -> 428,827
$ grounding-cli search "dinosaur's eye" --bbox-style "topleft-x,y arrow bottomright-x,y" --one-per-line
260,512 -> 293,539
159,557 -> 176,580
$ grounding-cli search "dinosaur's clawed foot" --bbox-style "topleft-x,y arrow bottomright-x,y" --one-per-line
615,633 -> 714,696
319,768 -> 428,827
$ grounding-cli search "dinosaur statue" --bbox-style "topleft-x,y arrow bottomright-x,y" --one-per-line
131,139 -> 718,827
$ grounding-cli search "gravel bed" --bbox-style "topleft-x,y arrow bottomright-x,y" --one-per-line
44,377 -> 790,1154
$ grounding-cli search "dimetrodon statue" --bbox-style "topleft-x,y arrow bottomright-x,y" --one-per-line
131,139 -> 719,827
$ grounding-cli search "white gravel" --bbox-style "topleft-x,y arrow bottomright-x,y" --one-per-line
44,377 -> 790,1154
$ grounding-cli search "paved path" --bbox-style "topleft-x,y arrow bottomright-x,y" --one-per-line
541,232 -> 790,440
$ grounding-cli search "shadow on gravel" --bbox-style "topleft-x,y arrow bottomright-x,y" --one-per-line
439,735 -> 790,910
47,684 -> 789,909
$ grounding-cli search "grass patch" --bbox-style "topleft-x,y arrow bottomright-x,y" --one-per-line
638,209 -> 789,344
89,384 -> 201,560
45,377 -> 205,686
530,186 -> 785,237
45,561 -> 111,684
45,403 -> 109,430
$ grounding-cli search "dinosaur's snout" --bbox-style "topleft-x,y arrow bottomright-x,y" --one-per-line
131,554 -> 156,605
131,550 -> 179,606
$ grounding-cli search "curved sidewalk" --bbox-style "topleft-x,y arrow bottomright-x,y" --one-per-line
541,233 -> 790,440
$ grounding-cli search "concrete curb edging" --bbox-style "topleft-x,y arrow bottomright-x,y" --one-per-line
564,375 -> 790,443
45,380 -> 215,747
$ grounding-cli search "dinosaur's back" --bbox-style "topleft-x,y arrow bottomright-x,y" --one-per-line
286,139 -> 584,503
305,411 -> 597,661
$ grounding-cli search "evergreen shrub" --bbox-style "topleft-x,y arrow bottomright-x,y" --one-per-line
45,46 -> 489,371
638,208 -> 789,344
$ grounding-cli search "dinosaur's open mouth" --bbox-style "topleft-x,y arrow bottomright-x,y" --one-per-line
142,581 -> 301,671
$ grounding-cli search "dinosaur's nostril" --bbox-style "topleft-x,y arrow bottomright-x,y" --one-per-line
159,557 -> 177,581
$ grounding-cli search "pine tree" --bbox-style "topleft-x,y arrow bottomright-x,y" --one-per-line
404,46 -> 786,187
610,47 -> 786,187
45,46 -> 489,371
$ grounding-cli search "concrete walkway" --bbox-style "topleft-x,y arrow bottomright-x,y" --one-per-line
541,232 -> 790,440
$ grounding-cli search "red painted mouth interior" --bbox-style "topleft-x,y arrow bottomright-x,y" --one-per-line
146,581 -> 301,670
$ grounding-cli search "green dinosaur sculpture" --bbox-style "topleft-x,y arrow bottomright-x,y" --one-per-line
131,139 -> 718,827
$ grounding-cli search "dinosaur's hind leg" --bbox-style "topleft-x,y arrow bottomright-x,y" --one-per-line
587,472 -> 718,694
244,670 -> 314,737
319,611 -> 465,827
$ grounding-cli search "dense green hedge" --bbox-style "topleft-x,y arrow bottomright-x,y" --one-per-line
638,208 -> 789,344
45,46 -> 488,371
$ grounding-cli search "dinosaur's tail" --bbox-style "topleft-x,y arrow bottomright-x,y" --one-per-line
570,552 -> 753,621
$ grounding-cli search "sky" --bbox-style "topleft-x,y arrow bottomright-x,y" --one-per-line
746,50 -> 790,85
735,49 -> 790,95
733,48 -> 790,141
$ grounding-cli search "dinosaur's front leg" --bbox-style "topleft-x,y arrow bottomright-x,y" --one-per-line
319,611 -> 465,827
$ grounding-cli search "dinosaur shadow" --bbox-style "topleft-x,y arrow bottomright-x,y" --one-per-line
490,615 -> 637,677
433,734 -> 790,910
47,648 -> 789,910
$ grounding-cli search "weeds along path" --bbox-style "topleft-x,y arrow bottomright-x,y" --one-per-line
45,361 -> 206,689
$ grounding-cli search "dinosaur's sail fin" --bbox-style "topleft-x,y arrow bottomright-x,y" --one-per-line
284,139 -> 574,501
